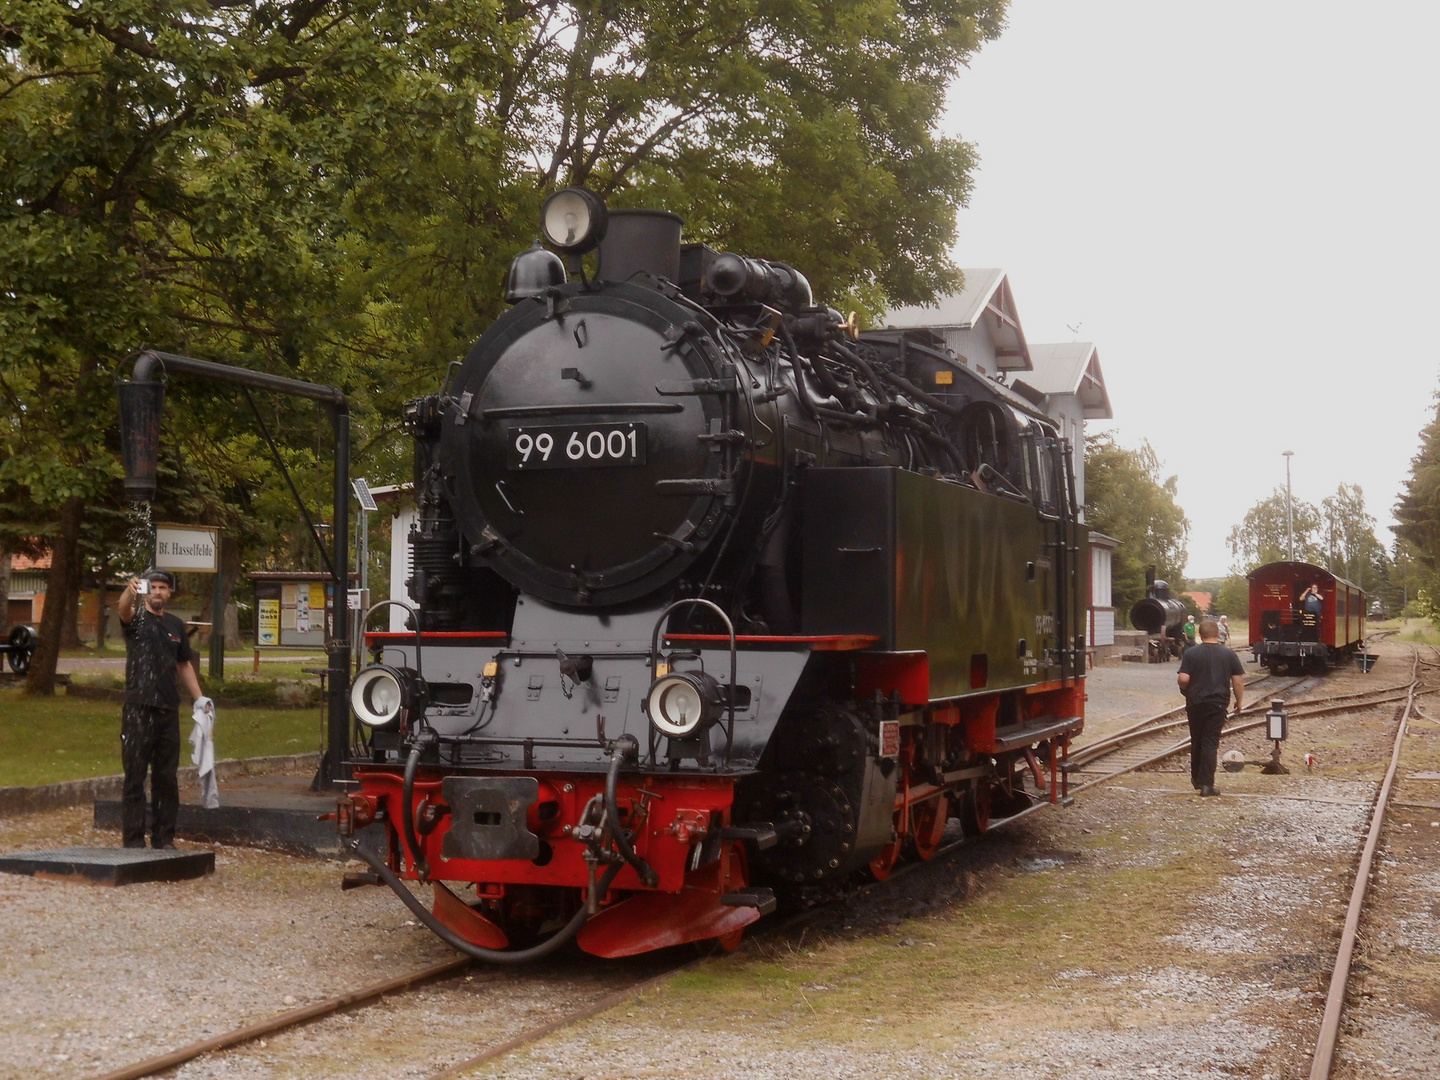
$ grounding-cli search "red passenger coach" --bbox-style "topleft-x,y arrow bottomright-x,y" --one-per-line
1248,561 -> 1366,673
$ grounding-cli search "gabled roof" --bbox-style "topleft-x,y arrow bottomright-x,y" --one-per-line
1014,342 -> 1113,420
881,269 -> 1032,372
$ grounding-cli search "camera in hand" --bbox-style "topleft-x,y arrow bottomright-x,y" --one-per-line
135,578 -> 150,595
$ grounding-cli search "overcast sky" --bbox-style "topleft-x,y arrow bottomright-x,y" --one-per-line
939,0 -> 1439,578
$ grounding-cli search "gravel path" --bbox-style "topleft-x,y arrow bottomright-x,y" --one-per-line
3,649 -> 1436,1079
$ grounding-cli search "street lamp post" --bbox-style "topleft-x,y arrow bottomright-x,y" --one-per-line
1283,450 -> 1295,561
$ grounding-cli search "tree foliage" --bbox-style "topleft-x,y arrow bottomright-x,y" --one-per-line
1227,482 -> 1385,594
1395,392 -> 1440,624
1083,432 -> 1190,623
1226,488 -> 1322,573
1,0 -> 1009,687
1318,483 -> 1383,590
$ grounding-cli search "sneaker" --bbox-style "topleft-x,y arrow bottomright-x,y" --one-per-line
1200,786 -> 1220,797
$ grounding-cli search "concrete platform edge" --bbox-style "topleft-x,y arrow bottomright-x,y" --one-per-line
0,753 -> 322,819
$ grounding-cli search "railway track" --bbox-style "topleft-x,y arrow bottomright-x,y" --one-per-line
1065,668 -> 1431,791
91,646 -> 1435,1080
89,762 -> 1059,1080
1063,673 -> 1307,786
1308,645 -> 1438,1080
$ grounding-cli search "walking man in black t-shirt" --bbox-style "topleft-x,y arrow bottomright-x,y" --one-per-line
1176,618 -> 1245,797
118,570 -> 209,848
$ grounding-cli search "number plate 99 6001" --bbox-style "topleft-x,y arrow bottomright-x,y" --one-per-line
506,423 -> 647,470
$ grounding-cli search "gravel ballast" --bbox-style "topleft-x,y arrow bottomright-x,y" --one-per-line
3,644 -> 1437,1079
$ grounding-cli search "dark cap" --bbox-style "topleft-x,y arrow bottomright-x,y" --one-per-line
142,569 -> 176,588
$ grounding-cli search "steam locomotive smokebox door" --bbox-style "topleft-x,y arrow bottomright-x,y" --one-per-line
800,468 -> 898,647
441,777 -> 540,861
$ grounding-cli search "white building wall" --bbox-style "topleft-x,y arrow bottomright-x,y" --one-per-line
1088,543 -> 1115,646
943,327 -> 999,375
1089,608 -> 1115,647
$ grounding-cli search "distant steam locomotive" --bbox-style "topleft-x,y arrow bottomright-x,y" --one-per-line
338,189 -> 1087,960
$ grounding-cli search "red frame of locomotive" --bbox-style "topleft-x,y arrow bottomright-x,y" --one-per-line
347,629 -> 1083,957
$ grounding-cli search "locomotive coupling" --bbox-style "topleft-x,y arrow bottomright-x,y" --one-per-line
332,792 -> 380,836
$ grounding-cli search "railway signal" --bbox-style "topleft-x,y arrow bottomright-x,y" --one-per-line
1261,699 -> 1289,774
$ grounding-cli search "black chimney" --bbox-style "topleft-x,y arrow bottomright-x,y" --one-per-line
596,209 -> 682,286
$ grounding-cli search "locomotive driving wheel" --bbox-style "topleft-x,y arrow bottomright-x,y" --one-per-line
906,794 -> 948,860
958,780 -> 992,837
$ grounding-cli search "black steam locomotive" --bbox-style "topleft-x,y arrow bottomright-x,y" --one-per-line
340,190 -> 1087,960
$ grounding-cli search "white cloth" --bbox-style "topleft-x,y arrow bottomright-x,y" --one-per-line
189,698 -> 219,809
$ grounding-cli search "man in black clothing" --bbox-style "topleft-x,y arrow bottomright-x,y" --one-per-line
118,570 -> 208,848
1177,618 -> 1245,796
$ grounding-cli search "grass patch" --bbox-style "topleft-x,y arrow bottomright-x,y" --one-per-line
1394,623 -> 1440,645
621,837 -> 1225,1052
0,688 -> 323,787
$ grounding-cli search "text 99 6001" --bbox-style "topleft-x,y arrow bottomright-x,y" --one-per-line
506,422 -> 647,470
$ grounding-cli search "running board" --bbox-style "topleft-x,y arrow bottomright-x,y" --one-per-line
991,715 -> 1083,751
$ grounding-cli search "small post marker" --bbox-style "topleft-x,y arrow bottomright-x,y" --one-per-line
1261,699 -> 1290,775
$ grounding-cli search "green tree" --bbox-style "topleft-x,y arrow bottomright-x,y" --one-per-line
1395,392 -> 1440,625
1226,488 -> 1322,573
1318,482 -> 1383,589
1084,432 -> 1190,623
0,0 -> 512,689
3,0 -> 1010,691
494,0 -> 1008,315
1214,574 -> 1249,620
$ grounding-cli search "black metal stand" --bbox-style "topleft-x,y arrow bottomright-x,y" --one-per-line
122,349 -> 352,789
1260,739 -> 1289,775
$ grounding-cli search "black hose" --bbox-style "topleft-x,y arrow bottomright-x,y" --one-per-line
805,345 -> 853,409
776,325 -> 824,420
348,841 -> 623,964
831,342 -> 894,408
401,738 -> 432,880
604,749 -> 659,887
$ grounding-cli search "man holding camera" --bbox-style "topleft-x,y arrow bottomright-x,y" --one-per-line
118,570 -> 209,848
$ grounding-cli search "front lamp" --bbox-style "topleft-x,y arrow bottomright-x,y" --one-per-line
541,187 -> 608,255
351,664 -> 428,729
645,670 -> 723,738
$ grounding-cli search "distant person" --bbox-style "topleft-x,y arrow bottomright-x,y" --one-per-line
1300,583 -> 1323,617
118,570 -> 211,849
1218,615 -> 1230,644
1182,615 -> 1198,654
1177,618 -> 1245,797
